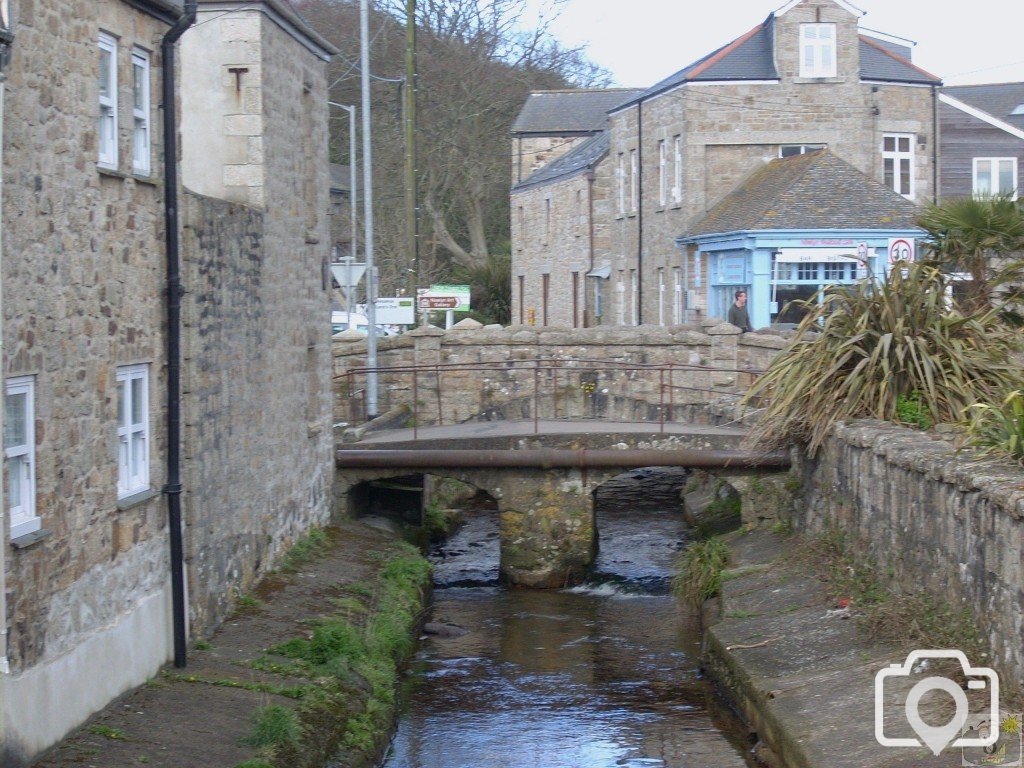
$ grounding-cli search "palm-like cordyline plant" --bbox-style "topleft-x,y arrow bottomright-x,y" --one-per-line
744,262 -> 1024,456
918,196 -> 1024,313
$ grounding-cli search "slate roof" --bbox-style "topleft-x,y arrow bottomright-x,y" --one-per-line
683,150 -> 921,238
613,14 -> 939,111
942,83 -> 1024,132
858,35 -> 938,84
511,90 -> 642,135
512,132 -> 609,193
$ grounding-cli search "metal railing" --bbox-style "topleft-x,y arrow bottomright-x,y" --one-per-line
335,358 -> 761,438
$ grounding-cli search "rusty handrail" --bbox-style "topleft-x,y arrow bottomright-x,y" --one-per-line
335,357 -> 762,430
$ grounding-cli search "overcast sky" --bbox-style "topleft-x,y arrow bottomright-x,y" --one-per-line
526,0 -> 1024,88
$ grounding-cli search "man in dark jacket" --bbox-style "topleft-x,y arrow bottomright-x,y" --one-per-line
727,289 -> 752,332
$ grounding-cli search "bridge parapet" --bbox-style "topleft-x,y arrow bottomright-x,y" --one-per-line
333,323 -> 788,427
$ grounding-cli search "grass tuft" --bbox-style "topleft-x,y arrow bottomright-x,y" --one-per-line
673,537 -> 730,608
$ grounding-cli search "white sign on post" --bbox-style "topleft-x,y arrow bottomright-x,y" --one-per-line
888,238 -> 915,265
374,297 -> 416,325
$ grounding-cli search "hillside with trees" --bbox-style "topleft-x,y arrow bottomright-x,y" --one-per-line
294,0 -> 608,322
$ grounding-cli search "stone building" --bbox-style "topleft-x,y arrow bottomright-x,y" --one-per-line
1,2 -> 183,761
178,0 -> 338,635
0,0 -> 336,762
512,0 -> 941,329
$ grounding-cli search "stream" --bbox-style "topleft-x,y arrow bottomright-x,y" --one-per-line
380,468 -> 756,768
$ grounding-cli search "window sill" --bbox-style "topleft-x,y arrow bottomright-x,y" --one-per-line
11,528 -> 53,550
117,487 -> 160,511
133,173 -> 160,187
98,165 -> 128,180
793,76 -> 843,84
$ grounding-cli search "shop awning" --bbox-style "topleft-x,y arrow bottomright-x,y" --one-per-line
586,266 -> 611,279
775,248 -> 862,264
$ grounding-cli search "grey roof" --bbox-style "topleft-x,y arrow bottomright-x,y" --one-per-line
684,150 -> 921,238
614,14 -> 939,111
511,90 -> 642,135
512,132 -> 609,193
858,35 -> 937,84
942,82 -> 1024,131
130,0 -> 184,23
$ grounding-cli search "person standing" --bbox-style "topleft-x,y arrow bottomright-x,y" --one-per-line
727,289 -> 752,332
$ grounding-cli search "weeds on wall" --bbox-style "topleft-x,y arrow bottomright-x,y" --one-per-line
673,537 -> 730,609
964,389 -> 1024,464
797,529 -> 986,663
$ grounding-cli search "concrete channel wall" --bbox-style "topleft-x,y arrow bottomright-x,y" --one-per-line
794,420 -> 1024,682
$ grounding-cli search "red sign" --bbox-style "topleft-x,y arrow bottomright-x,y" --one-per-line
418,296 -> 460,309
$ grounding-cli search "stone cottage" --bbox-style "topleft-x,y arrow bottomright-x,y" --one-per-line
511,0 -> 941,329
0,0 -> 336,763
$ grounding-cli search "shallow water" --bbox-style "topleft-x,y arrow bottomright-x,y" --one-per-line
382,470 -> 754,768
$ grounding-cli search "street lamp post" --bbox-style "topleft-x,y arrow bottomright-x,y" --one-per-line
328,101 -> 358,322
360,0 -> 378,418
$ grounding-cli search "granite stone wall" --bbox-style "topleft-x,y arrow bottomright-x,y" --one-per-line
333,323 -> 787,427
796,422 -> 1024,680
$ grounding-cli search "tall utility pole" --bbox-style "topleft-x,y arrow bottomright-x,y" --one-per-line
360,0 -> 378,418
403,0 -> 419,300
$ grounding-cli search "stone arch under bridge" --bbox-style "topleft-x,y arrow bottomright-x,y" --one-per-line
335,461 -> 795,588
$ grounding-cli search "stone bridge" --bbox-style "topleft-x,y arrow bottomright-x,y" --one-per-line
335,421 -> 793,587
332,322 -> 789,428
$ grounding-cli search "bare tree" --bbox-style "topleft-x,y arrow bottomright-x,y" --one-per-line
295,0 -> 608,291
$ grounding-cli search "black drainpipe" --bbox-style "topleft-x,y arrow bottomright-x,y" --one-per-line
162,0 -> 197,670
636,100 -> 643,324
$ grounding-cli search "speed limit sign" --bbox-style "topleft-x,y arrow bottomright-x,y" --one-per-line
888,238 -> 915,264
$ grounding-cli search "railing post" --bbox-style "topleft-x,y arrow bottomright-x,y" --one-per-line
669,364 -> 675,424
435,363 -> 442,426
534,362 -> 539,435
413,367 -> 418,440
659,368 -> 665,433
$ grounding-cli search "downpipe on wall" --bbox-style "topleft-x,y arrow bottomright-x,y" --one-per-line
162,1 -> 197,670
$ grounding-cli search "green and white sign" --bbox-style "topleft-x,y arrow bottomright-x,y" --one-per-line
417,284 -> 471,311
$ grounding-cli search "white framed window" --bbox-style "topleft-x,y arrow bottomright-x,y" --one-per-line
5,377 -> 38,539
672,136 -> 683,204
780,144 -> 826,158
629,149 -> 638,213
658,140 -> 667,207
616,153 -> 625,215
799,23 -> 836,78
973,158 -> 1018,199
883,133 -> 914,198
116,365 -> 150,498
616,271 -> 626,325
131,47 -> 151,175
98,32 -> 119,168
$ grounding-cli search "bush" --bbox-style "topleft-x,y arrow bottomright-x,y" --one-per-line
745,262 -> 1024,455
242,705 -> 301,750
964,389 -> 1024,464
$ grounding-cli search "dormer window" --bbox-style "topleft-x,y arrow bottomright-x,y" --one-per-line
800,23 -> 836,78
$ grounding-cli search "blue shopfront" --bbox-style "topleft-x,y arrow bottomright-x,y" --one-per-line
678,228 -> 924,330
